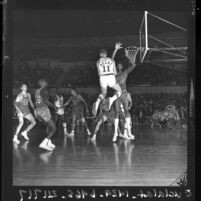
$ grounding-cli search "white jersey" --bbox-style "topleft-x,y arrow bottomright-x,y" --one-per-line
97,57 -> 116,76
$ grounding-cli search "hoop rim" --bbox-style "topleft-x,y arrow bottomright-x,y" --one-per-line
125,46 -> 139,51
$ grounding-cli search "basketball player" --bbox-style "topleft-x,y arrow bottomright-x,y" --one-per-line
92,43 -> 123,117
119,92 -> 133,138
92,98 -> 128,141
54,88 -> 68,134
64,88 -> 91,136
13,83 -> 36,144
115,49 -> 136,140
35,79 -> 56,151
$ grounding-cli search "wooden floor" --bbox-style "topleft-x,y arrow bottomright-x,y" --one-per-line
13,122 -> 187,186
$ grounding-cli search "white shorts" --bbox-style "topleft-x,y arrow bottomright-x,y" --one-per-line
99,75 -> 121,91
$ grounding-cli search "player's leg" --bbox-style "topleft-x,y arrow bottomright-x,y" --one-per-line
45,118 -> 56,149
13,114 -> 24,144
118,112 -> 130,139
121,95 -> 134,140
92,77 -> 107,116
61,114 -> 68,135
113,99 -> 121,142
21,113 -> 36,140
92,115 -> 107,141
69,112 -> 77,135
81,115 -> 91,136
108,77 -> 122,110
38,108 -> 56,151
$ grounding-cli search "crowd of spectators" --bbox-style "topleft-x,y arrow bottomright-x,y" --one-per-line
13,62 -> 187,87
130,92 -> 187,125
13,64 -> 65,88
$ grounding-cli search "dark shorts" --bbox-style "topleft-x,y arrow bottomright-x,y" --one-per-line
72,107 -> 84,119
54,113 -> 65,124
36,107 -> 51,122
17,106 -> 31,118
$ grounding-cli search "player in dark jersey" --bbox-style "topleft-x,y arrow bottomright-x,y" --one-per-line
64,88 -> 91,136
35,79 -> 56,151
53,88 -> 68,135
91,97 -> 128,141
115,48 -> 136,140
13,83 -> 36,144
119,93 -> 133,138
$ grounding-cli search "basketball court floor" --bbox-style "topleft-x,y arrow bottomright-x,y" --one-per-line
13,121 -> 187,186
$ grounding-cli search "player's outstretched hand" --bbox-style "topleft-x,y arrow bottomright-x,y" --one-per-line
115,42 -> 123,50
125,48 -> 129,57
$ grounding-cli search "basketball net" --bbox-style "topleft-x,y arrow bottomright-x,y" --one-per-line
125,46 -> 139,63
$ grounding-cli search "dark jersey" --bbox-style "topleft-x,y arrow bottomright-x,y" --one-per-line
116,72 -> 128,91
68,95 -> 84,114
35,88 -> 49,108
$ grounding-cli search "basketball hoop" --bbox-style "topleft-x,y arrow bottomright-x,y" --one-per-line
125,46 -> 139,63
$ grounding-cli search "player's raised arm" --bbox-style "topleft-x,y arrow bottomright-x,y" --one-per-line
111,42 -> 123,60
124,49 -> 136,74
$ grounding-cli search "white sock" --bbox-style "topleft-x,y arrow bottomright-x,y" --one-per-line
96,98 -> 101,108
114,118 -> 119,135
63,123 -> 67,132
125,117 -> 131,136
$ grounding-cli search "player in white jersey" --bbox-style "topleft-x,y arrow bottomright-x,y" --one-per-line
92,43 -> 123,141
53,88 -> 68,135
92,43 -> 123,116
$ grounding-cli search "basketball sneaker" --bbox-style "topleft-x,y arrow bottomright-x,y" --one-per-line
123,129 -> 131,139
128,134 -> 135,140
21,131 -> 29,141
64,130 -> 69,135
47,139 -> 56,149
39,138 -> 53,151
13,135 -> 20,144
91,134 -> 97,141
69,130 -> 75,136
112,133 -> 118,143
21,141 -> 29,150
